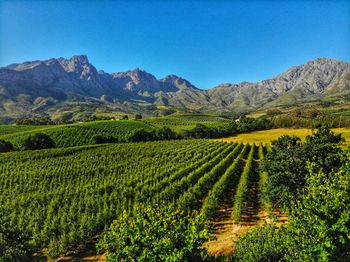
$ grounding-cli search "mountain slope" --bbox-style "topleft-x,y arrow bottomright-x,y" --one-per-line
208,58 -> 350,112
0,56 -> 349,122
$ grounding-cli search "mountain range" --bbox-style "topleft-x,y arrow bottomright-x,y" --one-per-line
0,55 -> 349,122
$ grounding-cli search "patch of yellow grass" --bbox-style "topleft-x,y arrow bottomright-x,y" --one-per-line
216,128 -> 350,145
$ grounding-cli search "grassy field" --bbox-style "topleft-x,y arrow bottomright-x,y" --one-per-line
216,128 -> 350,144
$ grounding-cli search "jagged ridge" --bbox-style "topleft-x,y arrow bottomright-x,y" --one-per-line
0,55 -> 349,120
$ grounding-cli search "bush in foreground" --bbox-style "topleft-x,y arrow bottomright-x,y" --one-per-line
0,211 -> 32,262
97,205 -> 213,261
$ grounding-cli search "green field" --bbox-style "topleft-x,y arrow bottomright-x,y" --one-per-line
0,115 -> 232,149
217,128 -> 350,144
0,120 -> 152,149
1,117 -> 348,260
143,114 -> 232,132
0,140 -> 263,258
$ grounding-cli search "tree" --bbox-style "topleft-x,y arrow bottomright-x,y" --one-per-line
284,160 -> 350,261
0,140 -> 13,153
97,205 -> 213,261
21,133 -> 55,150
234,151 -> 350,261
121,115 -> 129,120
262,127 -> 343,209
134,114 -> 142,120
155,127 -> 177,140
93,135 -> 117,144
262,135 -> 306,208
129,129 -> 156,142
189,124 -> 215,138
304,126 -> 342,173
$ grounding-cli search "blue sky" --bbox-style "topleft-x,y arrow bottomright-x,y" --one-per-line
0,0 -> 349,89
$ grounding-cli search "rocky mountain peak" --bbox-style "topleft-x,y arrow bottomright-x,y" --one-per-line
70,55 -> 89,64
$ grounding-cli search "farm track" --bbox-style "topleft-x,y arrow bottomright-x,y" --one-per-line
205,150 -> 288,256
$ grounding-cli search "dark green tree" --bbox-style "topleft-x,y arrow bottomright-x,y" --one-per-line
129,129 -> 156,142
262,135 -> 306,208
134,114 -> 142,120
304,126 -> 342,173
155,127 -> 177,140
0,140 -> 13,153
262,127 -> 343,209
22,133 -> 55,150
284,160 -> 350,261
93,134 -> 117,144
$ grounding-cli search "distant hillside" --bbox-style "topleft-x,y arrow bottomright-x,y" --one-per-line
0,55 -> 349,122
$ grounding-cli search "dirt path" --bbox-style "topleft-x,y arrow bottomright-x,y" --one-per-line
205,158 -> 287,256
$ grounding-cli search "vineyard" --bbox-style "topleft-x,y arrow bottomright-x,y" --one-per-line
0,115 -> 234,149
0,139 -> 270,258
143,114 -> 233,132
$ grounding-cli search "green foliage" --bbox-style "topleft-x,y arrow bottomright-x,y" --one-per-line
234,148 -> 350,261
0,140 -> 13,153
270,114 -> 350,128
232,144 -> 254,223
263,135 -> 305,208
97,205 -> 213,262
178,143 -> 243,210
0,120 -> 153,149
200,144 -> 244,218
236,115 -> 271,133
155,127 -> 178,140
262,127 -> 342,209
134,114 -> 142,120
0,140 -> 229,257
234,224 -> 286,261
144,115 -> 234,134
304,126 -> 342,173
284,160 -> 350,261
22,133 -> 55,150
0,211 -> 32,262
93,134 -> 117,144
15,116 -> 54,125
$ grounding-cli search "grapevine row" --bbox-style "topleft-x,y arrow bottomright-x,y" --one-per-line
232,144 -> 255,223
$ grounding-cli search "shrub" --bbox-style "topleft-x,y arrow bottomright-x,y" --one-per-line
97,204 -> 213,261
234,224 -> 286,261
0,210 -> 32,262
21,133 -> 55,150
